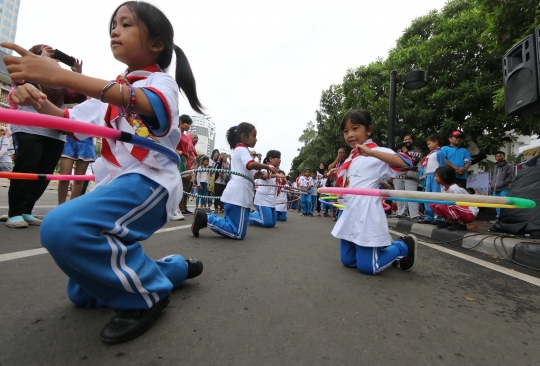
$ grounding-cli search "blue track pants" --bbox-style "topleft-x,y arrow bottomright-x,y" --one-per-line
41,174 -> 188,310
207,203 -> 250,240
340,239 -> 408,275
249,205 -> 277,227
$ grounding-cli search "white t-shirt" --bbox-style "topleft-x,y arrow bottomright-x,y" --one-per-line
443,184 -> 479,216
196,169 -> 209,184
311,177 -> 319,195
298,176 -> 311,193
0,136 -> 10,163
67,69 -> 181,217
220,146 -> 256,208
254,171 -> 277,207
425,150 -> 440,174
332,146 -> 408,247
276,190 -> 288,212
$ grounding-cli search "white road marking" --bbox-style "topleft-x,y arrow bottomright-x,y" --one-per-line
0,224 -> 191,263
389,229 -> 540,287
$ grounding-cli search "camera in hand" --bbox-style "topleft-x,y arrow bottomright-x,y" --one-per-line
52,49 -> 75,67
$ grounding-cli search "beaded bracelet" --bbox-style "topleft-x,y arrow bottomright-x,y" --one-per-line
125,84 -> 136,115
119,83 -> 124,110
99,82 -> 116,102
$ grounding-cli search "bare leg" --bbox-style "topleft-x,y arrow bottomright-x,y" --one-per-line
70,160 -> 90,201
58,158 -> 75,205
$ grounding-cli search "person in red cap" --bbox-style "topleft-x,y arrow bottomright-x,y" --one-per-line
440,131 -> 472,189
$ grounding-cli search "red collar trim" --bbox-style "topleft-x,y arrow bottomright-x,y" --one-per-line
236,143 -> 248,148
126,64 -> 162,74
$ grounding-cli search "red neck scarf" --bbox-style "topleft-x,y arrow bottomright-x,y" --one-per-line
101,65 -> 162,169
335,141 -> 378,187
421,147 -> 440,168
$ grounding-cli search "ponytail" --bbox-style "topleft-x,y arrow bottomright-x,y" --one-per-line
173,45 -> 204,115
227,122 -> 255,149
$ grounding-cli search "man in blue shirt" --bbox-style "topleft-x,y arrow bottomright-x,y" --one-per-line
441,131 -> 472,189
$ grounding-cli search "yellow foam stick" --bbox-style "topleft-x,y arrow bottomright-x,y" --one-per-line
456,202 -> 519,209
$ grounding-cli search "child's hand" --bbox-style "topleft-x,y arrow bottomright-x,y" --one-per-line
327,168 -> 338,180
10,84 -> 47,109
266,165 -> 278,173
1,42 -> 66,88
71,58 -> 83,74
356,144 -> 374,157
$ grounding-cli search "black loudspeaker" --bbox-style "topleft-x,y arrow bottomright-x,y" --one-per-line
503,34 -> 540,115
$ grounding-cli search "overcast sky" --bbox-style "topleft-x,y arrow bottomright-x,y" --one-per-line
13,0 -> 448,172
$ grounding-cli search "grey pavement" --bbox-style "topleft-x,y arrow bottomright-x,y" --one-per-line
1,187 -> 540,365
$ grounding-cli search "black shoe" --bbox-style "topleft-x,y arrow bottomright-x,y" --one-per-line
391,260 -> 400,268
399,235 -> 417,272
184,209 -> 193,215
100,295 -> 170,344
436,221 -> 449,229
191,209 -> 207,238
186,258 -> 203,279
417,219 -> 432,224
395,215 -> 404,219
448,223 -> 467,231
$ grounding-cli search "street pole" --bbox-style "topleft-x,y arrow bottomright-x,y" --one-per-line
388,70 -> 397,151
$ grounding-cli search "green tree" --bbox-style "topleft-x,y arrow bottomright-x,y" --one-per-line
292,0 -> 540,170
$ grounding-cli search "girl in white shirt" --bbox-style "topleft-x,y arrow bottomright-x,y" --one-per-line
429,166 -> 479,231
249,150 -> 286,227
275,170 -> 289,221
191,123 -> 276,239
327,110 -> 418,274
195,156 -> 210,209
5,2 -> 205,343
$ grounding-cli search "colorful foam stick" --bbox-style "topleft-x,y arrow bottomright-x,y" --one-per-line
319,187 -> 535,209
0,172 -> 95,181
0,109 -> 180,166
382,196 -> 521,209
319,195 -> 340,200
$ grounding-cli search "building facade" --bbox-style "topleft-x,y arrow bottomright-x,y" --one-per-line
0,0 -> 21,55
189,115 -> 215,157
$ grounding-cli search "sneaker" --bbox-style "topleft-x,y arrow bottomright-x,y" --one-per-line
448,223 -> 467,231
100,294 -> 170,344
489,220 -> 497,224
185,258 -> 203,279
436,221 -> 449,229
6,216 -> 29,228
399,235 -> 418,272
22,214 -> 41,226
417,219 -> 432,224
0,214 -> 8,222
391,260 -> 400,268
191,209 -> 208,238
170,209 -> 185,221
395,215 -> 404,219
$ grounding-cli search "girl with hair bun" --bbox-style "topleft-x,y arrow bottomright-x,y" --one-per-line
248,150 -> 286,228
191,122 -> 277,239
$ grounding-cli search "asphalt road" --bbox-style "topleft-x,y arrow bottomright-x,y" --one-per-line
1,187 -> 539,366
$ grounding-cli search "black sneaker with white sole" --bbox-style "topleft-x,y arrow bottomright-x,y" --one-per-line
399,235 -> 417,271
191,209 -> 208,238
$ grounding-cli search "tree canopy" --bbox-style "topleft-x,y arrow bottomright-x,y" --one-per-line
290,0 -> 540,179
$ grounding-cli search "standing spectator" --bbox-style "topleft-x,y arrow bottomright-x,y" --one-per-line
0,127 -> 12,172
328,148 -> 347,171
310,170 -> 319,216
173,115 -> 193,220
187,133 -> 199,203
418,134 -> 446,224
6,44 -> 86,228
393,134 -> 423,220
441,130 -> 472,189
213,153 -> 229,213
490,151 -> 515,222
57,136 -> 96,205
